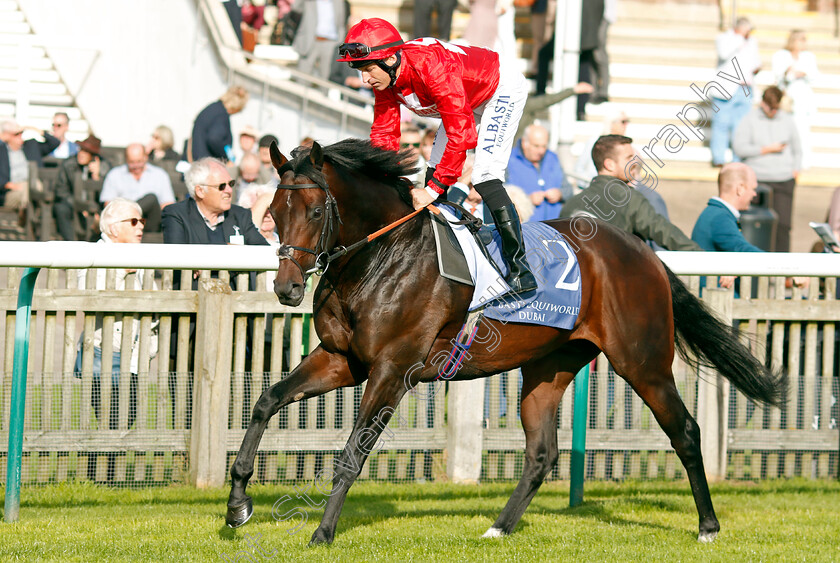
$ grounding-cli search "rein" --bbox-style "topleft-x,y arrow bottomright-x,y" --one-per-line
274,180 -> 428,280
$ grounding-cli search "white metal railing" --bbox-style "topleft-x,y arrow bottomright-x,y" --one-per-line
0,241 -> 839,275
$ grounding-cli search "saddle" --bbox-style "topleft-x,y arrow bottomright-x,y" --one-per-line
429,203 -> 583,331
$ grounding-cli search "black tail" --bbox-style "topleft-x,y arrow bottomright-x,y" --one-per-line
665,265 -> 787,407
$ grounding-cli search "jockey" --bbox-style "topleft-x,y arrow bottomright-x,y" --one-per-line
336,18 -> 537,294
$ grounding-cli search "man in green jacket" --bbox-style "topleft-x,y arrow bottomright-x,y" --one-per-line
560,134 -> 701,251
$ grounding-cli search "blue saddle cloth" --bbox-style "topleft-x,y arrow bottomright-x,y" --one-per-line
479,222 -> 582,330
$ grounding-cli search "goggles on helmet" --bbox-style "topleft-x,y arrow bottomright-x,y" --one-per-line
337,40 -> 404,60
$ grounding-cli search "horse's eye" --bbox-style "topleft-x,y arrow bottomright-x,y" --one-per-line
312,207 -> 323,220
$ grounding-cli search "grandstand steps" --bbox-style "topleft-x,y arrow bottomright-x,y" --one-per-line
0,0 -> 87,141
586,0 -> 840,187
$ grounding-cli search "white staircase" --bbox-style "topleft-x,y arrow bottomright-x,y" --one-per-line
0,0 -> 88,141
585,0 -> 840,187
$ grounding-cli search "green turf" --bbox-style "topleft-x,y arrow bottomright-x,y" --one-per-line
1,479 -> 838,562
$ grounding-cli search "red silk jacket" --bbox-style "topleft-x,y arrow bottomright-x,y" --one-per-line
370,38 -> 500,187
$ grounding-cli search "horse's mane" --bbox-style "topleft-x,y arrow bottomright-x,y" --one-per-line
288,139 -> 419,206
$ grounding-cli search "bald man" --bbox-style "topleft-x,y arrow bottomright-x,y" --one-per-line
100,143 -> 175,232
506,123 -> 570,222
691,162 -> 762,253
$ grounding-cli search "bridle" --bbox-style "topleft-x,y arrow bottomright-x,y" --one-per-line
272,160 -> 343,280
273,161 -> 476,283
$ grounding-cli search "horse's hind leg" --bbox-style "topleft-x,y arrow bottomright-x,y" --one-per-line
484,347 -> 594,538
617,361 -> 720,542
226,347 -> 356,527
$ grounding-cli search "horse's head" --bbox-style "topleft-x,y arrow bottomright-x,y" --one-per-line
268,141 -> 340,306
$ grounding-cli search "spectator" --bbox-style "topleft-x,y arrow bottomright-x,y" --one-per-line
162,158 -> 268,429
733,86 -> 801,252
100,143 -> 176,233
162,157 -> 267,248
692,163 -> 762,254
829,186 -> 840,243
189,85 -> 249,161
292,0 -> 346,81
53,134 -> 111,241
49,112 -> 78,159
146,125 -> 180,163
235,153 -> 276,206
400,124 -> 426,188
517,82 -> 593,139
573,105 -> 628,187
592,0 -> 616,104
0,119 -> 60,211
419,127 -> 436,165
250,190 -> 280,244
241,0 -> 266,32
711,17 -> 761,167
692,163 -> 807,290
773,30 -> 819,170
527,0 -> 554,78
576,0 -> 605,118
258,134 -> 280,180
414,0 -> 458,41
74,198 -> 157,436
507,124 -> 570,222
233,125 -> 259,164
560,134 -> 702,251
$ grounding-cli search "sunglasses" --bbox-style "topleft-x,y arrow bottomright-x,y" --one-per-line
201,181 -> 236,192
52,123 -> 67,128
620,119 -> 630,124
401,142 -> 420,148
338,40 -> 404,59
119,217 -> 146,227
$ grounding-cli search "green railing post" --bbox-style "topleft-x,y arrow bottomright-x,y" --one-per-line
569,363 -> 590,507
4,267 -> 40,523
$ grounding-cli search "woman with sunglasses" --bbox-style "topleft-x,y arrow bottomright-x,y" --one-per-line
74,199 -> 158,444
336,18 -> 536,294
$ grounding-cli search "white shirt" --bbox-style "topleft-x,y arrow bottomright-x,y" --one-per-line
711,196 -> 740,220
715,30 -> 761,98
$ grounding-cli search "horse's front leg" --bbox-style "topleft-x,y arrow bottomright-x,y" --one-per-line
226,347 -> 355,527
309,370 -> 408,546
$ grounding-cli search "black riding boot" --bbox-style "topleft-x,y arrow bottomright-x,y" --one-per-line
491,204 -> 538,294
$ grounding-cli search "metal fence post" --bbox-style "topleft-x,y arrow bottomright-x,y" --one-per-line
4,267 -> 40,522
189,278 -> 233,488
698,287 -> 733,480
569,363 -> 590,507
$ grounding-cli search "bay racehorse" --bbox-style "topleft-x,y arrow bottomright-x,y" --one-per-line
225,139 -> 784,545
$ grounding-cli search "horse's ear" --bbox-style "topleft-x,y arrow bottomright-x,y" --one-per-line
269,141 -> 288,171
309,141 -> 324,170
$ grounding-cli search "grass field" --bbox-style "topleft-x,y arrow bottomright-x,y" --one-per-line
1,479 -> 839,562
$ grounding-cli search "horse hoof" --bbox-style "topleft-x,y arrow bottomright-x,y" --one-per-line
226,497 -> 253,528
698,530 -> 718,543
308,528 -> 334,546
482,527 -> 506,539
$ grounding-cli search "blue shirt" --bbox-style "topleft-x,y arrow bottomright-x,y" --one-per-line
506,141 -> 570,222
100,163 -> 175,205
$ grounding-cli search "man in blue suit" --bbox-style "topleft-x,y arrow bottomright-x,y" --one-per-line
692,162 -> 763,254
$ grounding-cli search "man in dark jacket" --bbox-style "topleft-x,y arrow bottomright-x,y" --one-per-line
560,134 -> 701,251
0,119 -> 60,208
53,134 -> 111,241
162,156 -> 267,249
189,86 -> 249,161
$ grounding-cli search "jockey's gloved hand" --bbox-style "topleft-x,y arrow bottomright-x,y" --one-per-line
447,182 -> 469,206
425,177 -> 447,201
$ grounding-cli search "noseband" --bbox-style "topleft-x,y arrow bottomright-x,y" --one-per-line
273,179 -> 343,280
